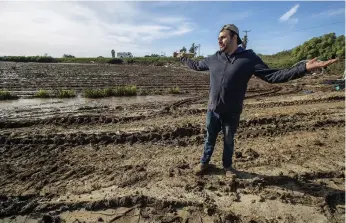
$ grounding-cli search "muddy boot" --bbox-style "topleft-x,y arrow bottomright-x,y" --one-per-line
194,163 -> 208,175
224,167 -> 237,179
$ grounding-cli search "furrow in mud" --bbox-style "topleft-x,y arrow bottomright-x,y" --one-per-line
245,95 -> 345,109
1,177 -> 344,222
1,97 -> 343,130
1,114 -> 343,146
0,114 -> 148,129
1,189 -> 343,223
0,194 -> 203,218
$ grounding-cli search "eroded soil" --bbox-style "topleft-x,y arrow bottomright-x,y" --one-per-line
0,62 -> 345,223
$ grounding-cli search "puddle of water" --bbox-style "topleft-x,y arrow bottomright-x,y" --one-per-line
0,95 -> 188,111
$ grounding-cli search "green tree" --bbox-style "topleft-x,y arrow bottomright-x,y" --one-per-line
291,33 -> 345,60
180,47 -> 187,53
63,54 -> 75,58
189,43 -> 198,56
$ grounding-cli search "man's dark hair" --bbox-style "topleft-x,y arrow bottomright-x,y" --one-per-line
229,30 -> 238,40
221,28 -> 238,40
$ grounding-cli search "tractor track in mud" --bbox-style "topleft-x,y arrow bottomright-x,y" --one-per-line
1,111 -> 343,147
0,172 -> 344,222
0,94 -> 343,129
0,194 -> 204,218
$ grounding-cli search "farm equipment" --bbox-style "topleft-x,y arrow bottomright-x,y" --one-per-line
117,52 -> 133,58
322,79 -> 345,91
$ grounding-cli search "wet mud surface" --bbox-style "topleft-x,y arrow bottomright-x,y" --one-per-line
0,62 -> 345,222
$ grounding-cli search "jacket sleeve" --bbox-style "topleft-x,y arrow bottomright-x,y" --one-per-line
180,56 -> 209,71
253,54 -> 307,83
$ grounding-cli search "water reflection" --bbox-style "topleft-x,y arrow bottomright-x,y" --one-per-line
0,94 -> 188,110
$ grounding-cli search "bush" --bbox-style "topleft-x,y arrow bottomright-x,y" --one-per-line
113,85 -> 137,96
83,86 -> 137,98
103,88 -> 114,97
83,89 -> 106,98
0,90 -> 19,100
63,54 -> 75,58
154,61 -> 166,66
168,86 -> 181,94
34,89 -> 50,98
325,60 -> 345,76
0,56 -> 57,63
126,58 -> 135,64
56,89 -> 76,98
107,58 -> 123,64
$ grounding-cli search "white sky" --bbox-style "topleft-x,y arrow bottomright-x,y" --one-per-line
0,1 -> 195,57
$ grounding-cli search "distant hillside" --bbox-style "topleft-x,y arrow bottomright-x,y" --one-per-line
258,33 -> 345,74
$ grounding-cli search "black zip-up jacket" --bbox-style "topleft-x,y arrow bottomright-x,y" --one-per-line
180,47 -> 307,115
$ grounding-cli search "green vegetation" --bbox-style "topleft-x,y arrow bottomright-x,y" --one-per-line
0,56 -> 57,63
0,90 -> 19,100
83,85 -> 137,98
113,86 -> 137,96
34,89 -> 50,98
82,86 -> 184,98
55,89 -> 76,98
292,33 -> 344,61
258,33 -> 344,68
83,89 -> 108,98
168,86 -> 181,94
257,33 -> 345,75
0,33 -> 344,75
63,54 -> 75,58
34,89 -> 76,98
138,89 -> 167,96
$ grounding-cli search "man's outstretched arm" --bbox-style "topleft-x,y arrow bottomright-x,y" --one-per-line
253,55 -> 307,83
253,54 -> 338,83
180,55 -> 209,71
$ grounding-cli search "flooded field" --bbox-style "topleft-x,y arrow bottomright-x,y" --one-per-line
0,62 -> 345,223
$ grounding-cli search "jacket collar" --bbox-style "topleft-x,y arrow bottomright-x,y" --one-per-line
226,46 -> 245,57
220,46 -> 245,63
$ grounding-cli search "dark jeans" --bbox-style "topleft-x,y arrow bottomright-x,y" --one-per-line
201,111 -> 240,168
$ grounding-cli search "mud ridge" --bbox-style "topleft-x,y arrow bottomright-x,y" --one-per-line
237,119 -> 344,139
159,95 -> 206,113
1,115 -> 343,146
0,124 -> 202,146
1,95 -> 342,130
237,172 -> 345,190
245,95 -> 345,109
239,111 -> 343,127
0,114 -> 148,129
0,194 -> 204,218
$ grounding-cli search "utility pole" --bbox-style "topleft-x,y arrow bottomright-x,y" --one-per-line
198,44 -> 201,57
243,30 -> 251,37
242,30 -> 250,49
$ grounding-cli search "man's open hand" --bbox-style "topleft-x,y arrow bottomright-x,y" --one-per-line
305,57 -> 339,72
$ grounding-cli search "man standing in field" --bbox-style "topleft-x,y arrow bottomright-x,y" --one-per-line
179,24 -> 338,178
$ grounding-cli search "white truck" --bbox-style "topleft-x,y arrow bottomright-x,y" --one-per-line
117,52 -> 133,58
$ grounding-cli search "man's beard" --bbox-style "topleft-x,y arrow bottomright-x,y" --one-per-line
220,45 -> 228,52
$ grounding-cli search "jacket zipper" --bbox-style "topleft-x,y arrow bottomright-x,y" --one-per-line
217,56 -> 228,107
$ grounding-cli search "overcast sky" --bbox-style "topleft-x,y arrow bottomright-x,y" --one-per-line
0,1 -> 344,57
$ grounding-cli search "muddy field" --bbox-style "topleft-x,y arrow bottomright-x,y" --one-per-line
0,62 -> 345,223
